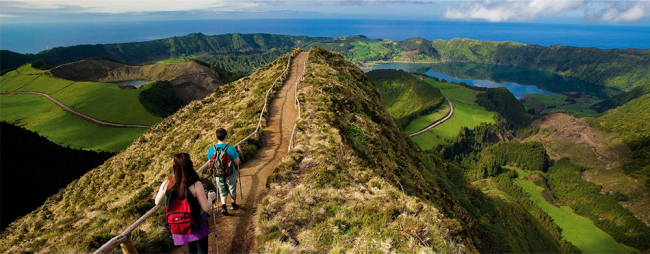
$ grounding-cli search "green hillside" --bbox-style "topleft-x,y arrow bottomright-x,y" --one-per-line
588,93 -> 650,188
431,38 -> 650,91
507,168 -> 637,253
367,69 -> 444,128
409,77 -> 495,149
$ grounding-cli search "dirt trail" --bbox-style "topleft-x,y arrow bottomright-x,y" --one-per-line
204,51 -> 308,253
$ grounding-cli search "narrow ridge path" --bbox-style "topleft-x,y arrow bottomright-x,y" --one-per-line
0,91 -> 151,128
205,51 -> 309,254
409,95 -> 454,137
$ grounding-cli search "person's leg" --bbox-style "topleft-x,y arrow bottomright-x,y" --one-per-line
226,174 -> 238,208
187,241 -> 198,254
216,177 -> 228,206
196,235 -> 209,254
216,177 -> 229,215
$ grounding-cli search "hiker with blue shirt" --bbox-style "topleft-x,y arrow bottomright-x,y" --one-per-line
207,128 -> 241,215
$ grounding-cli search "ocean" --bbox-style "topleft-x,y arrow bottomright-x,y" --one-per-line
1,19 -> 648,54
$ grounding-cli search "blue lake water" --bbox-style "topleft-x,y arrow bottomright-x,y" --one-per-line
2,19 -> 648,54
110,80 -> 150,88
364,62 -> 615,99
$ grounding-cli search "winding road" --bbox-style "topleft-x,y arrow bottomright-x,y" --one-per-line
408,95 -> 454,137
0,91 -> 152,128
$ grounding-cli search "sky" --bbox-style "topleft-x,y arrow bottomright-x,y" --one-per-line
1,0 -> 649,24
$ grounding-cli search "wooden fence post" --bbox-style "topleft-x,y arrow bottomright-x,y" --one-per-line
120,237 -> 138,254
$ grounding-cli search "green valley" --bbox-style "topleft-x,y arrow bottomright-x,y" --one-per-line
508,167 -> 637,253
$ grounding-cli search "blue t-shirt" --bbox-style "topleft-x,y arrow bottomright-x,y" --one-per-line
207,144 -> 239,175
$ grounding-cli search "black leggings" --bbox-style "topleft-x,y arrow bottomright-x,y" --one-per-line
187,235 -> 209,254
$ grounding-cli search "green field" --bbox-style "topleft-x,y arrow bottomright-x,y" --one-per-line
409,78 -> 495,150
1,65 -> 162,125
403,97 -> 450,134
1,94 -> 147,151
0,65 -> 162,151
508,167 -> 638,253
523,93 -> 601,118
154,55 -> 196,63
349,41 -> 390,63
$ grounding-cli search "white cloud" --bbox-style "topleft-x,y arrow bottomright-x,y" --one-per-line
0,0 -> 258,14
588,1 -> 650,23
444,0 -> 584,22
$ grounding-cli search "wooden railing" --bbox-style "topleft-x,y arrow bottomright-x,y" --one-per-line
94,49 -> 301,254
288,49 -> 310,151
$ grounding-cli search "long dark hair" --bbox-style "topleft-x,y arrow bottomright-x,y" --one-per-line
166,153 -> 200,198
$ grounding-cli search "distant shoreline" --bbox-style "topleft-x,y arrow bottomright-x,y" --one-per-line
360,60 -> 445,69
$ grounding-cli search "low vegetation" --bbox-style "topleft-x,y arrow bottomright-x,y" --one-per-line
367,69 -> 444,128
138,81 -> 185,117
476,87 -> 532,129
589,93 -> 650,188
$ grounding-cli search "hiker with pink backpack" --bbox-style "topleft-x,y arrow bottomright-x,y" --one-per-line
154,153 -> 217,254
207,128 -> 242,216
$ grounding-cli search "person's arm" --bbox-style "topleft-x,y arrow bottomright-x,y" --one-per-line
154,180 -> 168,206
192,181 -> 216,213
231,145 -> 241,166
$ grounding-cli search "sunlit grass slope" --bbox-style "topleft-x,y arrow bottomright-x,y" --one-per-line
0,94 -> 147,151
410,77 -> 494,150
1,65 -> 162,125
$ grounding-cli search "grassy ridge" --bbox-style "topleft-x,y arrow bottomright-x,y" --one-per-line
509,168 -> 637,253
367,69 -> 444,128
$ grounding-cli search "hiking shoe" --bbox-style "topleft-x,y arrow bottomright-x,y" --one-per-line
231,202 -> 239,210
221,205 -> 228,216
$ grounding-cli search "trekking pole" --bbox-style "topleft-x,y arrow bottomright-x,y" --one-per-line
238,164 -> 243,200
208,190 -> 219,254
